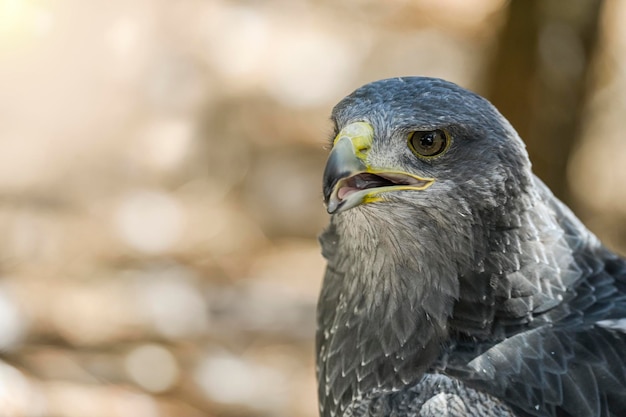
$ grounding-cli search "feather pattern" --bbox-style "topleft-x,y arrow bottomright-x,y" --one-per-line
317,77 -> 626,417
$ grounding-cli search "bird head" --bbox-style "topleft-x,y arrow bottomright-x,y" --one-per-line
322,77 -> 533,221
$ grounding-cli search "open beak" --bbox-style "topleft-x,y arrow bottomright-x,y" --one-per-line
323,122 -> 435,214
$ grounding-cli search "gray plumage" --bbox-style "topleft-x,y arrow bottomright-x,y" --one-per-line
317,77 -> 626,417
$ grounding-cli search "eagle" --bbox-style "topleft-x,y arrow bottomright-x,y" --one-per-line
317,77 -> 626,417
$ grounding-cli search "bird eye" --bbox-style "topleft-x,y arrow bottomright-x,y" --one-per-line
408,129 -> 449,158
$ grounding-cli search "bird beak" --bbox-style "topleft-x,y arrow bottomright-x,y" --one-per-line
323,122 -> 435,214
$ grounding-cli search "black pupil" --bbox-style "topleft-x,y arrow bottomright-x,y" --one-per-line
420,133 -> 435,149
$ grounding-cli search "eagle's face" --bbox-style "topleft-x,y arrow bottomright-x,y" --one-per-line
322,77 -> 532,221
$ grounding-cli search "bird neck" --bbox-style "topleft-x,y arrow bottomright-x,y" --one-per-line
317,205 -> 465,414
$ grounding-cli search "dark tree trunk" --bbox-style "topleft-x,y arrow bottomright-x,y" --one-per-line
486,0 -> 604,204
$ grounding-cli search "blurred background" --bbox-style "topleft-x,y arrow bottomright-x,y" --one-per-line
0,0 -> 625,416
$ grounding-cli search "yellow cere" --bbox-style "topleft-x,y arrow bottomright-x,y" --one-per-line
333,122 -> 374,161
